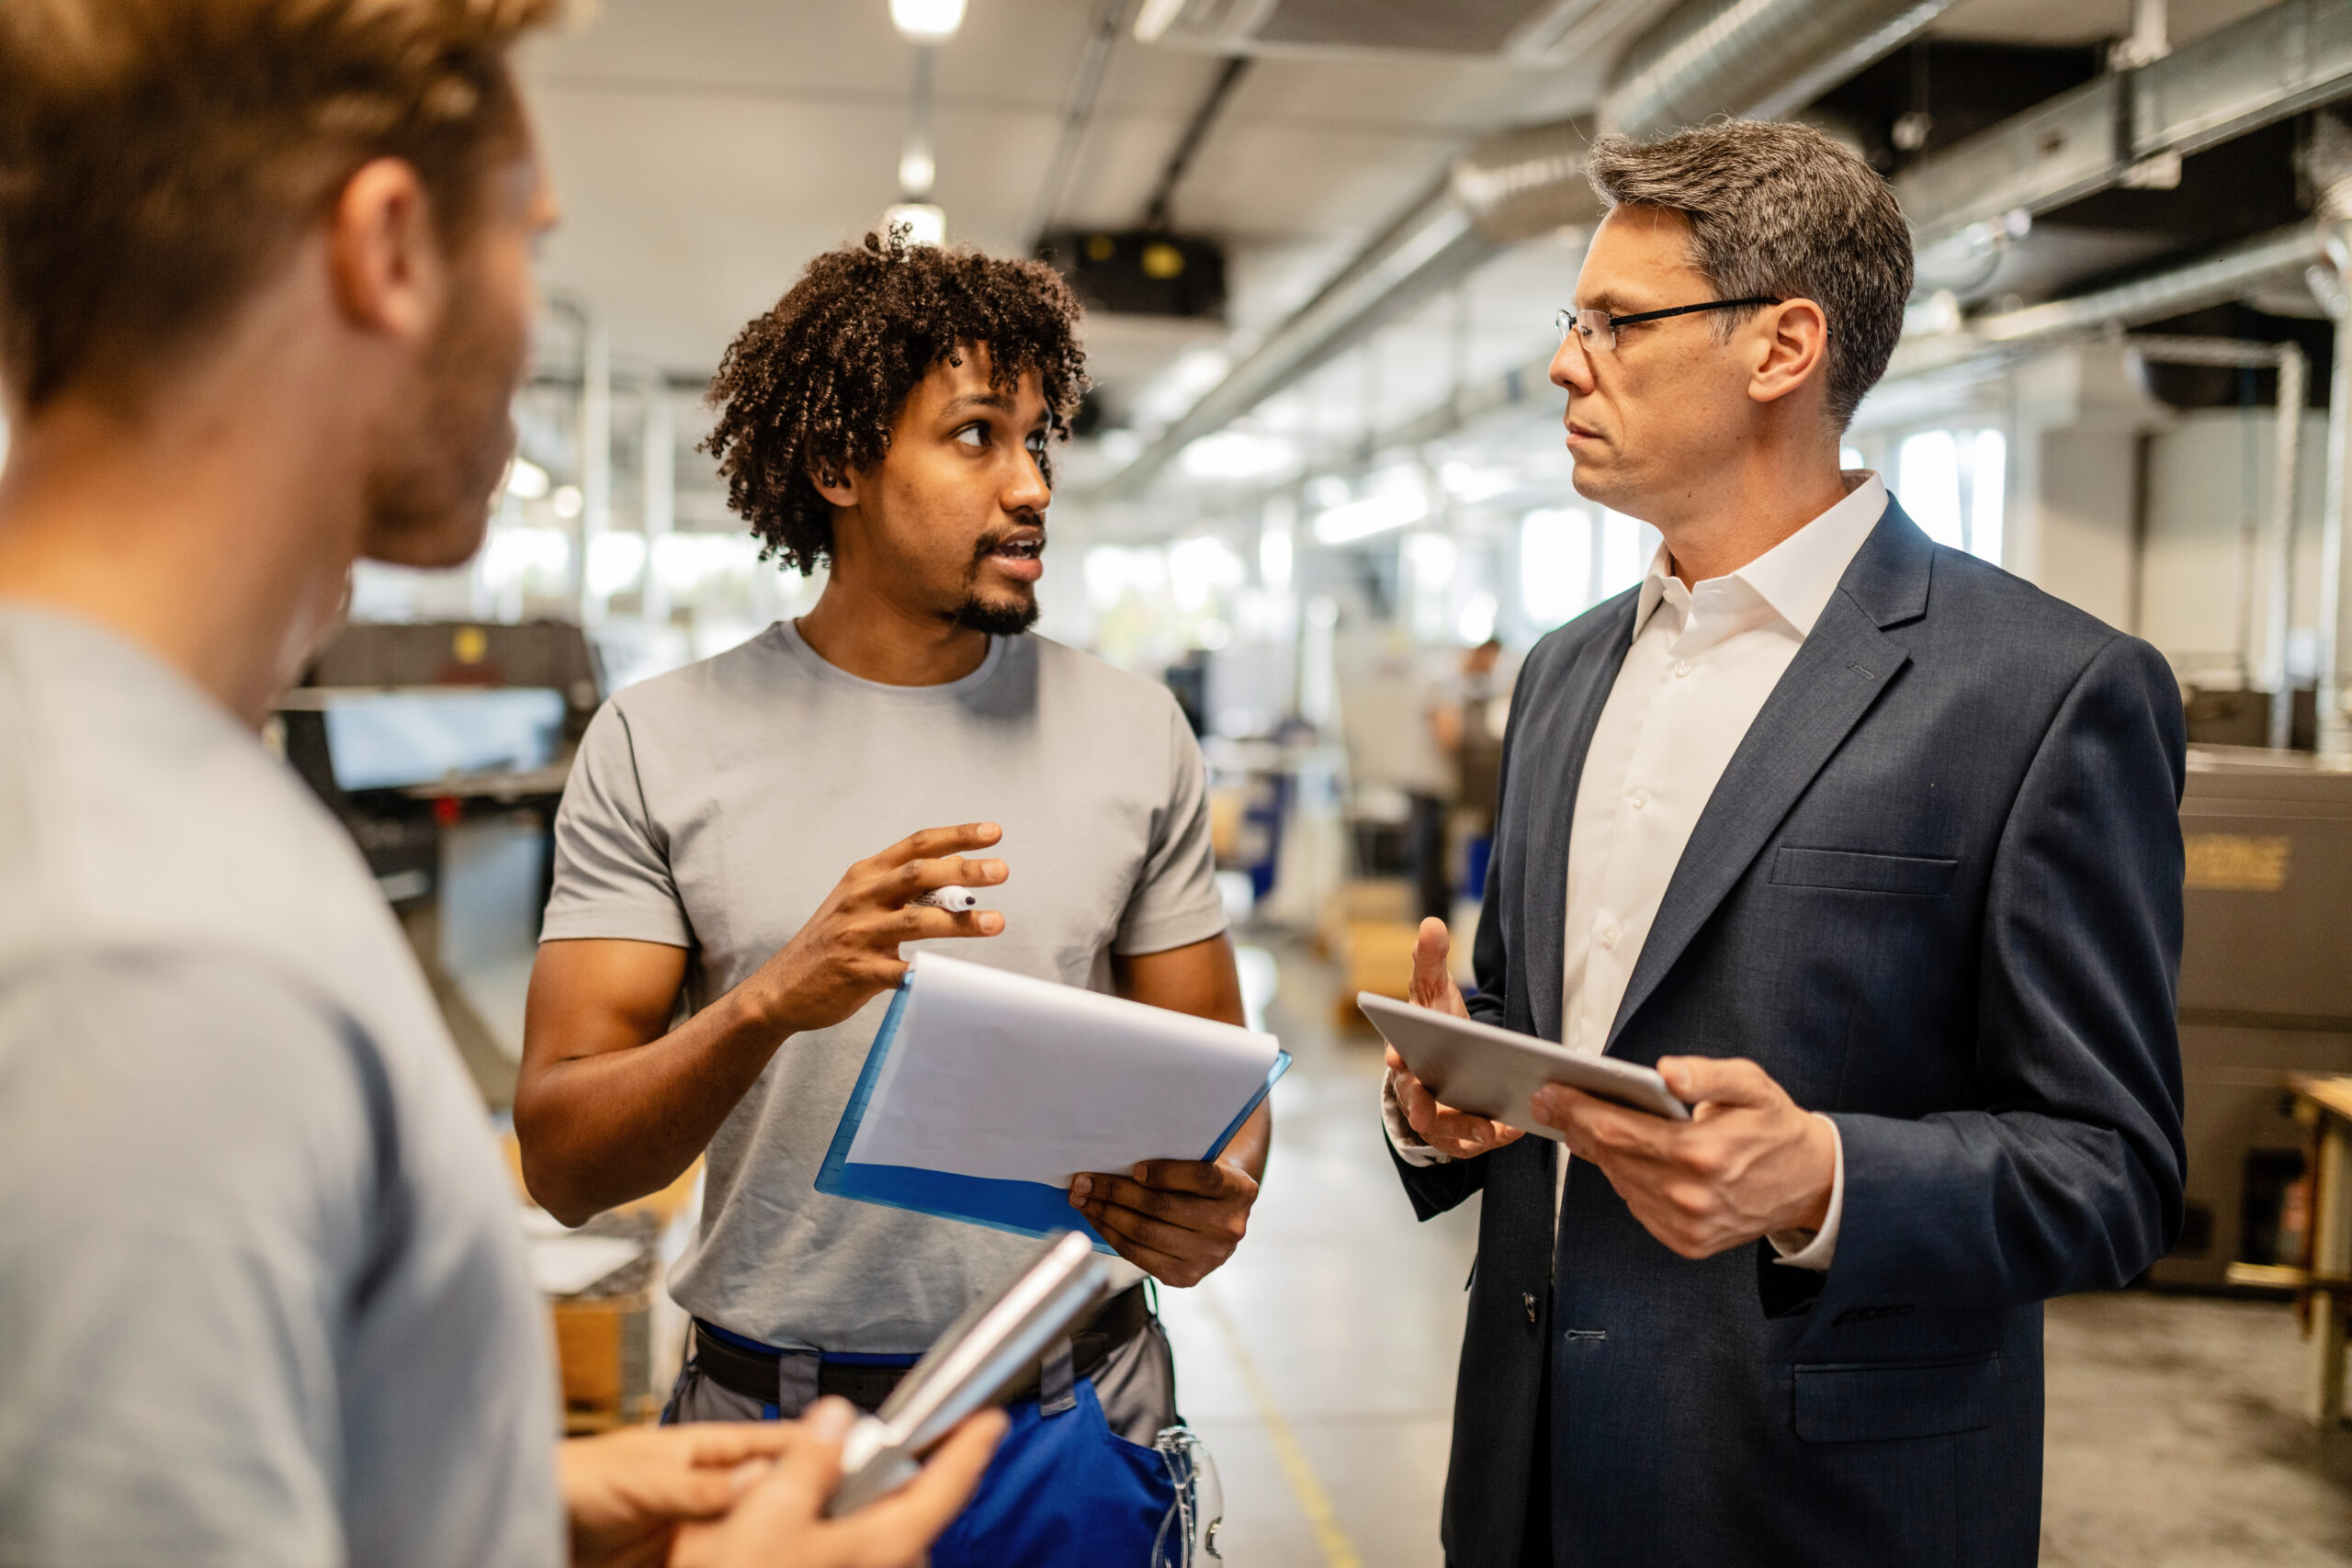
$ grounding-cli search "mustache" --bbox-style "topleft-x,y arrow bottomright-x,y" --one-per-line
968,521 -> 1046,563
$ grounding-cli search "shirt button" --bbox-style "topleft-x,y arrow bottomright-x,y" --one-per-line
1674,660 -> 1691,678
1629,788 -> 1648,810
1600,925 -> 1620,949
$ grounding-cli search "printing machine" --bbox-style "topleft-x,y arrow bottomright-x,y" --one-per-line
275,620 -> 603,1108
2151,747 -> 2352,1289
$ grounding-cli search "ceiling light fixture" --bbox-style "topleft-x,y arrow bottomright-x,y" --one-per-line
889,0 -> 966,43
1313,490 -> 1428,545
884,202 -> 945,246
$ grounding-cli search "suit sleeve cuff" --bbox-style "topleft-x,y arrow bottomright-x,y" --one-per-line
1767,1112 -> 1843,1271
1383,1069 -> 1451,1167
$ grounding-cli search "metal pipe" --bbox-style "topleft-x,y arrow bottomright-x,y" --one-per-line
1141,55 -> 1249,231
1975,225 -> 2334,350
1097,182 -> 1495,497
1602,0 -> 1957,138
1094,0 -> 1966,500
1902,0 -> 2352,255
1022,0 -> 1130,243
2319,225 -> 2352,756
2270,345 -> 2306,748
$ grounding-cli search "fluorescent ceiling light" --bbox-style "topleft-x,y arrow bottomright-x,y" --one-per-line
889,0 -> 966,42
1180,431 -> 1296,481
1133,0 -> 1186,43
1313,490 -> 1428,545
1440,459 -> 1514,503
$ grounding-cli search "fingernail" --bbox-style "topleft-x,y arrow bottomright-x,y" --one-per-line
1132,1164 -> 1148,1182
980,913 -> 1004,934
807,1397 -> 854,1440
728,1459 -> 771,1496
1070,1176 -> 1091,1203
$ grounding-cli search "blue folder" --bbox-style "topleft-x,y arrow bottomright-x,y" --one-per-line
815,979 -> 1292,1252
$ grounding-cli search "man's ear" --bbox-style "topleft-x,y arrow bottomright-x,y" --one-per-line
1747,298 -> 1830,409
324,157 -> 444,345
809,462 -> 858,510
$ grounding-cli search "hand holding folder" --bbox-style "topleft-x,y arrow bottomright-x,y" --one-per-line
817,953 -> 1290,1258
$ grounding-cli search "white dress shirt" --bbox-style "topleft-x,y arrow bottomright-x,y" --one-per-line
1385,472 -> 1888,1271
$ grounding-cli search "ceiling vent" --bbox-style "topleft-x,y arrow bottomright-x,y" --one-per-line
1132,0 -> 1666,63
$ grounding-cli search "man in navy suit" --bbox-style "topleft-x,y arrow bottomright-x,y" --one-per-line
1384,120 -> 2185,1567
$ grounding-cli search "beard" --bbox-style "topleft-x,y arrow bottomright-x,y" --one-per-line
361,256 -> 528,570
953,524 -> 1042,636
952,592 -> 1041,636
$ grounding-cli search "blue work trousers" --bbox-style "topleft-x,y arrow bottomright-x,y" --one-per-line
662,1320 -> 1178,1568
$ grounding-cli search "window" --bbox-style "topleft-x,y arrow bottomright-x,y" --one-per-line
1897,429 -> 2006,564
1521,509 -> 1592,626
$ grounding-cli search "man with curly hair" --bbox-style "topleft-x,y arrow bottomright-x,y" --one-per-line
514,229 -> 1265,1567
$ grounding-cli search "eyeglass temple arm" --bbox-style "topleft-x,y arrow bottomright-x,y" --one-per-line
1604,296 -> 1782,328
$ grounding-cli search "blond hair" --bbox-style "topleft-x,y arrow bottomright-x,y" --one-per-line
0,0 -> 560,412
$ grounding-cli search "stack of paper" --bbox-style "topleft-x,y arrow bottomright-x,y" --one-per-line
817,953 -> 1288,1248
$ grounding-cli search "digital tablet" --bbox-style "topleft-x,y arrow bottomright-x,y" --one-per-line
1358,992 -> 1690,1135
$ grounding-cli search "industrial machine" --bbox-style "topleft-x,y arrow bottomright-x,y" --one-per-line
2152,748 -> 2352,1289
275,620 -> 603,1107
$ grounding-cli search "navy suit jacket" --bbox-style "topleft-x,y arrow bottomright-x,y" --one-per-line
1396,501 -> 2186,1568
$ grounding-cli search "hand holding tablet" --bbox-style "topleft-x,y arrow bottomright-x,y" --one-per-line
1361,991 -> 1690,1150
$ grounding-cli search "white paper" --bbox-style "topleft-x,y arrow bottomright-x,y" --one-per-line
845,952 -> 1280,1186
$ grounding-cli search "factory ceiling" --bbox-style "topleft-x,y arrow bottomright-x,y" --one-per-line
518,0 -> 2344,525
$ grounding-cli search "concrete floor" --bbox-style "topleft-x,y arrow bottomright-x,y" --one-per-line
1159,936 -> 2352,1566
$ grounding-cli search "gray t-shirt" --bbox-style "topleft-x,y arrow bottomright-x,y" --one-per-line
0,607 -> 559,1568
542,623 -> 1226,1350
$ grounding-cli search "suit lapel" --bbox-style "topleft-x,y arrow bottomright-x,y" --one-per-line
1604,502 -> 1934,1050
1518,594 -> 1638,1041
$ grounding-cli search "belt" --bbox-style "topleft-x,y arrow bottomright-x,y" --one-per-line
692,1280 -> 1151,1415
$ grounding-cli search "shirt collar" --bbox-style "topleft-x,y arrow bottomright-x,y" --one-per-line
1632,471 -> 1887,639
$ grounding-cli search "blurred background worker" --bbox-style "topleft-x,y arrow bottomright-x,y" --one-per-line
1427,637 -> 1510,923
0,4 -> 997,1565
513,233 -> 1266,1568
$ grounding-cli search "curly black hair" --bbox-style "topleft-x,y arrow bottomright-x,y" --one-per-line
701,227 -> 1091,575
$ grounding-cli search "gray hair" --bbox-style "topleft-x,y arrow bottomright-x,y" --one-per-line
1585,119 -> 1912,428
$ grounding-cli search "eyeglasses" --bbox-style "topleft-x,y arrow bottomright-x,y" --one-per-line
1555,296 -> 1782,354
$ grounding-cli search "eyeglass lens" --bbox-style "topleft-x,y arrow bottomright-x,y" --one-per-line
1555,308 -> 1611,353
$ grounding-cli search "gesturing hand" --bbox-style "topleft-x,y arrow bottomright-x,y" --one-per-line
1069,1156 -> 1259,1288
1529,1055 -> 1836,1260
744,824 -> 1008,1037
1384,918 -> 1523,1160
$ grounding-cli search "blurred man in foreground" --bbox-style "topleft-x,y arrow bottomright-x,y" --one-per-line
0,4 -> 996,1563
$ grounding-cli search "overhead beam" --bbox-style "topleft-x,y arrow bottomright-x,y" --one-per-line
1901,0 -> 2352,254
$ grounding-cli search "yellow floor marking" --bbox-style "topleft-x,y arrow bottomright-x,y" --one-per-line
1198,1284 -> 1366,1568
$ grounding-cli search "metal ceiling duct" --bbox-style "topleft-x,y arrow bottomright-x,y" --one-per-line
1600,0 -> 1953,138
1901,0 -> 2352,259
1095,0 -> 1962,497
